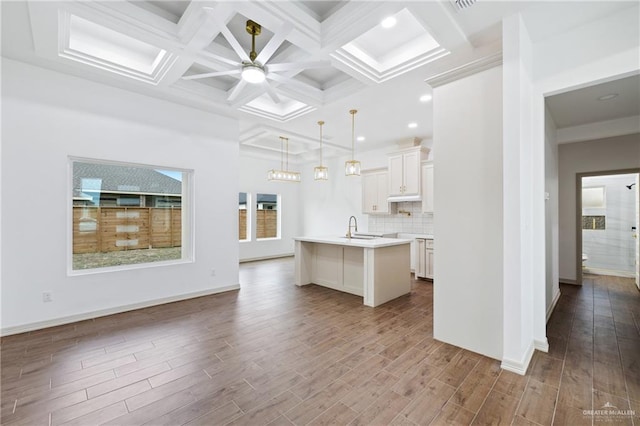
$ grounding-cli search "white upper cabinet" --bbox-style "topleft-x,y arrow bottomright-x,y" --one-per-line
362,169 -> 390,214
422,162 -> 434,213
388,146 -> 427,200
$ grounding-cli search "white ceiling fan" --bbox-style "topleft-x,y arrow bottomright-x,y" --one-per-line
183,13 -> 328,103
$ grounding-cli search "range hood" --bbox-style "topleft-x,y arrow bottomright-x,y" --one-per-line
387,194 -> 422,202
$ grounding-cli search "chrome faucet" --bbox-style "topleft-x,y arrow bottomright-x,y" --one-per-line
346,215 -> 358,239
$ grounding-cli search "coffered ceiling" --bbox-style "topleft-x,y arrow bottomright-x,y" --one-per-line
2,1 -> 637,161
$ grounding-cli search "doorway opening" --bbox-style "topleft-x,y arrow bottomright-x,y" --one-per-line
577,169 -> 640,289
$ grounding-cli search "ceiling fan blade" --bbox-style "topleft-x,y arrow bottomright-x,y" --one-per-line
203,8 -> 251,62
267,61 -> 330,72
227,79 -> 248,102
262,81 -> 281,104
182,69 -> 241,80
255,21 -> 294,65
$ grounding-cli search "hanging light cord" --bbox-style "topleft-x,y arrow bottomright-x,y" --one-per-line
279,136 -> 285,171
318,121 -> 324,167
285,137 -> 289,172
350,109 -> 357,160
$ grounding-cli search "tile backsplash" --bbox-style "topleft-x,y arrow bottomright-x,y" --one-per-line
368,202 -> 434,235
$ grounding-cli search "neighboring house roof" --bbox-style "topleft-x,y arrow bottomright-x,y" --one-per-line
73,162 -> 182,196
257,194 -> 277,204
238,193 -> 277,206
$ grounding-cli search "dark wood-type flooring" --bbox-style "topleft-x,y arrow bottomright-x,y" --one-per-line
1,258 -> 639,425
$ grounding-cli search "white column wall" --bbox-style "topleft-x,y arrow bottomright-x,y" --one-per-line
544,106 -> 561,318
502,14 -> 544,374
432,66 -> 504,361
1,60 -> 240,334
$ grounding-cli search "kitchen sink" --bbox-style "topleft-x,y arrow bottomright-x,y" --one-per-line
341,233 -> 380,240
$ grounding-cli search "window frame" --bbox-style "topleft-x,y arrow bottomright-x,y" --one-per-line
239,191 -> 251,242
255,193 -> 281,241
67,157 -> 194,275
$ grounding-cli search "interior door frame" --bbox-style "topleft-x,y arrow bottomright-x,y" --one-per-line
576,167 -> 640,285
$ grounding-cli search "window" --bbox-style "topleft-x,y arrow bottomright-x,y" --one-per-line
239,192 -> 250,241
256,193 -> 279,239
71,159 -> 190,271
582,186 -> 605,208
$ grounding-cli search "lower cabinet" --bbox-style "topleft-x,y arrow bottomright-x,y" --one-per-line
416,238 -> 434,280
313,244 -> 364,296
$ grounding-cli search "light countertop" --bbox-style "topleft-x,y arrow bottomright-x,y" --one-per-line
294,236 -> 412,248
397,233 -> 434,239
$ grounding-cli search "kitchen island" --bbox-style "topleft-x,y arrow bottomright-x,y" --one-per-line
293,236 -> 412,307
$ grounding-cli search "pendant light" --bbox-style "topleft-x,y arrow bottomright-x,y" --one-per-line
345,109 -> 361,176
267,136 -> 301,182
314,120 -> 329,181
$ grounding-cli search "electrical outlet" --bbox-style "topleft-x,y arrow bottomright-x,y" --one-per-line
42,292 -> 53,303
210,269 -> 216,277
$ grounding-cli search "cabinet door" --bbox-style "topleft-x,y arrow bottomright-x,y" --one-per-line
416,239 -> 425,278
422,163 -> 434,213
314,244 -> 343,290
388,154 -> 404,196
375,173 -> 389,213
426,248 -> 434,279
343,246 -> 364,296
362,173 -> 378,213
403,151 -> 421,196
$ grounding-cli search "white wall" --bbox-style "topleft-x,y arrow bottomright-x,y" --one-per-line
432,66 -> 504,361
299,145 -> 399,237
299,141 -> 434,238
1,59 -> 240,334
238,155 -> 302,261
544,106 -> 560,318
558,134 -> 640,282
502,14 -> 541,373
533,4 -> 640,84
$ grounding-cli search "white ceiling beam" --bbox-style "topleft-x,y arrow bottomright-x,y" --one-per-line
158,4 -> 238,87
556,116 -> 640,144
233,1 -> 322,52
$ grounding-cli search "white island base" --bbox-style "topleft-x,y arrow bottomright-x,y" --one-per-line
294,237 -> 412,307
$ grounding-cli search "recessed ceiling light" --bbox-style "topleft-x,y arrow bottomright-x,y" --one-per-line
380,16 -> 397,29
419,94 -> 432,103
408,122 -> 418,129
357,136 -> 366,142
597,93 -> 619,101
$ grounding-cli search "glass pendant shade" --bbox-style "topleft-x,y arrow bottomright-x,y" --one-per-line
314,120 -> 328,181
345,109 -> 361,176
314,166 -> 329,180
267,136 -> 301,183
345,160 -> 361,176
267,169 -> 301,181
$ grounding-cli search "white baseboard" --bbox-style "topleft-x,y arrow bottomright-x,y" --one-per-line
583,268 -> 635,278
501,341 -> 535,376
534,338 -> 549,352
240,253 -> 294,263
546,289 -> 561,322
1,284 -> 240,337
559,278 -> 579,285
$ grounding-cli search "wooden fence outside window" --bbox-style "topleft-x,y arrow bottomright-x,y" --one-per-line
73,206 -> 181,254
238,209 -> 277,240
